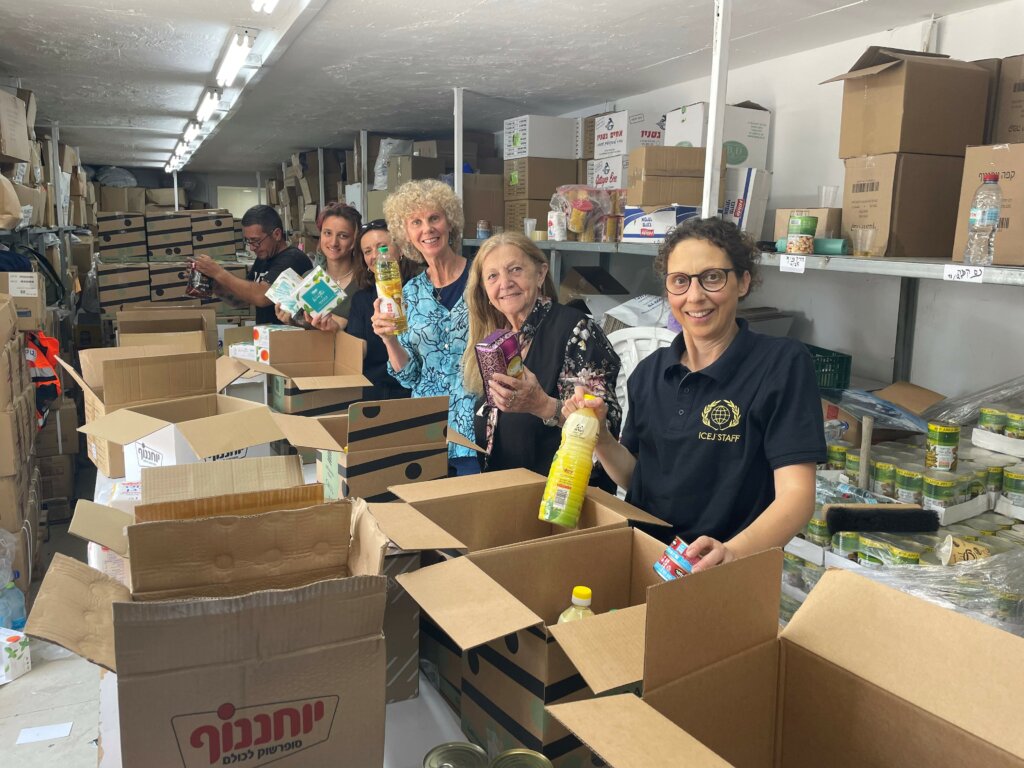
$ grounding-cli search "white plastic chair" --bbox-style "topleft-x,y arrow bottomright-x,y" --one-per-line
607,326 -> 677,498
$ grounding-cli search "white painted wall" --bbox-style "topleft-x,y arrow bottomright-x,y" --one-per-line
560,0 -> 1024,397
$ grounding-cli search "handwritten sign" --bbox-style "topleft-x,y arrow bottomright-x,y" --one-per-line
779,254 -> 806,274
943,265 -> 984,283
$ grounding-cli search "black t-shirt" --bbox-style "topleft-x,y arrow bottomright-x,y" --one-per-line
247,246 -> 313,324
347,287 -> 410,400
621,318 -> 826,544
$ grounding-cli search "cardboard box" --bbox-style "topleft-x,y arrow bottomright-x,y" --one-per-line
503,158 -> 577,201
99,186 -> 146,214
504,200 -> 551,235
593,110 -> 664,161
301,203 -> 318,236
34,397 -> 80,457
843,153 -> 964,258
993,54 -> 1024,145
503,115 -> 578,160
79,393 -> 284,482
381,551 -> 422,704
622,204 -> 703,243
116,307 -> 218,354
0,90 -> 30,164
723,167 -> 772,236
773,208 -> 843,240
0,272 -> 46,331
134,455 -> 306,509
549,549 -> 1024,768
0,465 -> 29,532
11,181 -> 35,229
399,525 -> 669,765
973,58 -> 1003,144
95,263 -> 151,312
37,453 -> 75,500
952,143 -> 1024,265
821,381 -> 944,447
0,332 -> 24,412
626,146 -> 725,207
823,47 -> 989,159
663,101 -> 773,169
70,236 -> 95,275
386,155 -> 445,192
461,173 -> 503,232
146,187 -> 187,208
56,347 -> 217,478
28,500 -> 390,768
145,212 -> 193,260
557,266 -> 629,306
191,211 -> 236,259
0,174 -> 21,229
96,212 -> 148,261
590,155 -> 629,190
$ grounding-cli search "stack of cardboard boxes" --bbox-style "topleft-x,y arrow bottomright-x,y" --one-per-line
502,115 -> 580,233
0,88 -> 51,230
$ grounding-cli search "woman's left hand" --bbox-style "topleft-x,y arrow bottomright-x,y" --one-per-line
685,536 -> 737,573
307,312 -> 338,332
489,367 -> 548,416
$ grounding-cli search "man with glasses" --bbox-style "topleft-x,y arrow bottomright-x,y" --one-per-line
193,205 -> 312,324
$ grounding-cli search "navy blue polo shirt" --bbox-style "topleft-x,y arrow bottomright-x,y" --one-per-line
621,318 -> 826,544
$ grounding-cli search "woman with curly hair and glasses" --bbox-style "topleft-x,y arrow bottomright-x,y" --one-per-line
371,179 -> 478,475
564,218 -> 825,572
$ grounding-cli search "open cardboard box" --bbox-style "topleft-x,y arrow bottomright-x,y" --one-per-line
116,306 -> 218,353
117,329 -> 206,351
549,549 -> 1024,767
274,396 -> 480,502
78,392 -> 285,481
28,500 -> 391,768
822,381 -> 944,446
235,330 -> 372,415
397,525 -> 670,765
56,347 -> 218,478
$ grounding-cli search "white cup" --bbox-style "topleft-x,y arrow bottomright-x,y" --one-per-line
818,185 -> 839,208
523,218 -> 537,237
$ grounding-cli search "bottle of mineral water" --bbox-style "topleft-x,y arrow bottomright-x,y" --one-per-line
963,172 -> 1002,266
1,582 -> 26,631
539,394 -> 600,528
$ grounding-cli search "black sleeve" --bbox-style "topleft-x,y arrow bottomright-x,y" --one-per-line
257,250 -> 314,285
761,342 -> 828,469
347,289 -> 373,342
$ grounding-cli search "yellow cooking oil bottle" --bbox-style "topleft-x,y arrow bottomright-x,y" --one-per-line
539,394 -> 600,527
374,244 -> 407,334
557,586 -> 595,624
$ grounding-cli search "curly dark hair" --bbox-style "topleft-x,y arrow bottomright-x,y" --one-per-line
654,217 -> 761,296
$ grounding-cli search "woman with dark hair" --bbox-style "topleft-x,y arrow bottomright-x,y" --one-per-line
564,218 -> 826,572
275,202 -> 362,331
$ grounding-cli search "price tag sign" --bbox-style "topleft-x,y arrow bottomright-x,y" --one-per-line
6,273 -> 38,297
943,264 -> 985,283
779,254 -> 806,274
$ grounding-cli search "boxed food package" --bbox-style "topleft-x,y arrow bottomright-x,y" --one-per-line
722,167 -> 772,236
504,158 -> 578,201
842,153 -> 963,258
952,143 -> 1024,266
663,101 -> 773,169
0,629 -> 30,684
190,210 -> 236,260
295,265 -> 345,317
96,212 -> 147,261
622,204 -> 703,243
28,500 -> 391,768
95,264 -> 151,312
549,549 -> 1024,768
591,155 -> 629,190
503,115 -> 578,160
252,323 -> 306,363
992,53 -> 1024,145
475,330 -> 523,406
145,212 -> 193,260
593,110 -> 664,160
773,208 -> 843,240
0,272 -> 45,331
626,146 -> 725,207
822,47 -> 989,159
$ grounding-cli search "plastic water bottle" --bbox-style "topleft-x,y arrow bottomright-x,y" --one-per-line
374,245 -> 408,334
963,172 -> 1002,266
2,582 -> 26,631
539,394 -> 600,527
0,591 -> 12,630
557,586 -> 595,624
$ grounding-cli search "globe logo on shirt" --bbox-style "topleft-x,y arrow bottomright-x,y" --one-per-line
701,400 -> 741,432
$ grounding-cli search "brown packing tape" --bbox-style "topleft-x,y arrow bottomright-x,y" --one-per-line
97,213 -> 145,233
338,445 -> 449,503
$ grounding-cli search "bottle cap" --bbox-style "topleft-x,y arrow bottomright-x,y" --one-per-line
378,244 -> 389,254
571,585 -> 592,605
983,172 -> 1000,182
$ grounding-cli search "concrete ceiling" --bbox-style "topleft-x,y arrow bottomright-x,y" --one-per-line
0,0 -> 1008,174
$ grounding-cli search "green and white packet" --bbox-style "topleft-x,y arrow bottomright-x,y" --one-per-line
296,265 -> 346,317
265,267 -> 304,315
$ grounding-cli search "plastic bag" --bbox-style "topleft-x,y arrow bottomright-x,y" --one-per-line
0,528 -> 16,586
922,374 -> 1024,426
80,253 -> 101,314
548,186 -> 625,244
94,166 -> 139,188
372,139 -> 414,191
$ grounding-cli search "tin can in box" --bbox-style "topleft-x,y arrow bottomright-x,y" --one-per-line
423,742 -> 488,768
653,536 -> 699,581
491,749 -> 554,768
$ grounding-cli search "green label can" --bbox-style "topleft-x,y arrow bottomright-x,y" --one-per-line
872,460 -> 896,498
923,470 -> 958,511
977,406 -> 1008,435
831,531 -> 860,556
895,464 -> 925,505
786,215 -> 818,255
1006,412 -> 1024,440
826,441 -> 851,470
1005,466 -> 1024,507
926,421 -> 960,471
987,465 -> 1004,494
845,449 -> 861,476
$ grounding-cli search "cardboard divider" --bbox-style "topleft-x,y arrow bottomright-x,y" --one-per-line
133,484 -> 324,524
138,455 -> 304,504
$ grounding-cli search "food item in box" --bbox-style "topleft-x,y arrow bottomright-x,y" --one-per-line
423,743 -> 489,768
556,586 -> 595,624
295,265 -> 345,317
938,535 -> 991,565
786,215 -> 817,255
895,463 -> 926,505
826,441 -> 851,470
228,342 -> 258,362
977,405 -> 1008,435
475,329 -> 523,406
1006,411 -> 1024,440
926,420 -> 960,471
923,470 -> 958,511
1004,465 -> 1024,507
653,536 -> 700,581
265,267 -> 304,316
252,324 -> 304,363
0,630 -> 30,684
184,260 -> 214,299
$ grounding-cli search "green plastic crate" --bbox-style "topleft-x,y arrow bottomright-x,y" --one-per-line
805,344 -> 852,390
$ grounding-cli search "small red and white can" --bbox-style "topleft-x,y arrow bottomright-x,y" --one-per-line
653,536 -> 700,581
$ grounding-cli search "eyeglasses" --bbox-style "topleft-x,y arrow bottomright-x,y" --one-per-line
665,268 -> 739,295
360,219 -> 387,233
243,233 -> 270,248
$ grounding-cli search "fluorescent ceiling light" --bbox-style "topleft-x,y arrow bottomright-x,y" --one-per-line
216,31 -> 255,88
196,89 -> 221,124
251,0 -> 279,12
183,121 -> 201,144
174,141 -> 187,158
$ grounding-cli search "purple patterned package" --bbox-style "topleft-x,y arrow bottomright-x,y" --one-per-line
475,329 -> 524,406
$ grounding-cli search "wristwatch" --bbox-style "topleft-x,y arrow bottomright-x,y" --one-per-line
541,399 -> 560,428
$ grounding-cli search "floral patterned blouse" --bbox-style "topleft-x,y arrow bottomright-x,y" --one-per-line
387,270 -> 476,459
480,296 -> 622,455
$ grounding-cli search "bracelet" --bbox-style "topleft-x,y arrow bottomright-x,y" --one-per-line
541,397 -> 560,428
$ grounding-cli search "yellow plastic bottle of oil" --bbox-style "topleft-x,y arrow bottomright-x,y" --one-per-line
375,244 -> 407,335
539,394 -> 600,528
557,586 -> 595,624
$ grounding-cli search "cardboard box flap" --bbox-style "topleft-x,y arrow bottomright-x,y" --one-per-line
126,503 -> 353,599
584,487 -> 670,527
77,407 -> 169,445
448,429 -> 483,452
396,556 -> 543,650
102,351 -> 217,407
874,381 -> 944,416
367,502 -> 467,552
346,397 -> 448,451
139,455 -> 304,504
55,355 -> 92,395
784,568 -> 1024,759
289,372 -> 373,391
644,549 -> 781,695
821,46 -> 953,84
216,355 -> 249,393
174,404 -> 284,460
272,411 -> 346,451
112,574 -> 388,678
25,554 -> 130,672
391,467 -> 545,504
547,694 -> 731,768
820,59 -> 902,84
549,603 -> 648,694
133,484 -> 325,524
118,331 -> 205,351
349,499 -> 389,577
70,500 -> 133,556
